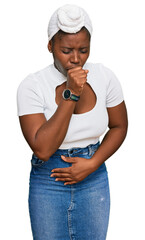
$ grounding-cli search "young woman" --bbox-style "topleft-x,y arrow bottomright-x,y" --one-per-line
17,4 -> 128,240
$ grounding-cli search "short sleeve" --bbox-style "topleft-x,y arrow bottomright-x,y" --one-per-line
17,74 -> 44,116
106,68 -> 124,108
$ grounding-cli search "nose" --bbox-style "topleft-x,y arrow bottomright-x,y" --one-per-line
70,51 -> 80,65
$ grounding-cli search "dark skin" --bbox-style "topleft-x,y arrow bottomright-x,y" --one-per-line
19,29 -> 128,185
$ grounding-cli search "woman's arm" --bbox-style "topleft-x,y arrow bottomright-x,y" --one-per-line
49,101 -> 128,185
19,67 -> 88,161
19,99 -> 76,161
91,100 -> 128,170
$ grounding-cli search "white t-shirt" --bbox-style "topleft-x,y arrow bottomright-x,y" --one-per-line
17,62 -> 124,149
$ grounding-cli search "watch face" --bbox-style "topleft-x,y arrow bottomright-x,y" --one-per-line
63,89 -> 71,99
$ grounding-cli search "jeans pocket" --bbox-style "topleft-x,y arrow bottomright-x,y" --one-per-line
31,154 -> 46,167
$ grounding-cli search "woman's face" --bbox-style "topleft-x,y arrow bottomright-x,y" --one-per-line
48,29 -> 90,76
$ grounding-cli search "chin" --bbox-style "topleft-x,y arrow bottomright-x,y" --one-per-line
60,67 -> 67,77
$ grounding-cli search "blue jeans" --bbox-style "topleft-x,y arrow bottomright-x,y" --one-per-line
28,142 -> 110,240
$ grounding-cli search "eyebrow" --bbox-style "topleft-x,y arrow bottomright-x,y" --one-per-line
60,47 -> 89,49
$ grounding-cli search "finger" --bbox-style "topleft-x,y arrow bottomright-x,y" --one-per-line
67,66 -> 82,73
69,67 -> 88,73
64,181 -> 77,185
51,167 -> 71,173
55,177 -> 72,182
76,73 -> 88,79
68,68 -> 88,77
61,155 -> 76,163
50,173 -> 70,178
72,70 -> 88,78
76,69 -> 89,76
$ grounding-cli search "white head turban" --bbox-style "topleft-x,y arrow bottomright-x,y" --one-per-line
47,4 -> 93,41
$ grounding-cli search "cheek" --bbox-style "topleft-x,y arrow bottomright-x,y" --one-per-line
54,53 -> 68,67
55,59 -> 66,71
53,56 -> 68,76
81,54 -> 89,64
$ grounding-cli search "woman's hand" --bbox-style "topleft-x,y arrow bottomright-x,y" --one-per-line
67,66 -> 89,96
50,156 -> 96,185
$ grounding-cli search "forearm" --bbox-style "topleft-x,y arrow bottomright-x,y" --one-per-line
91,126 -> 127,170
34,99 -> 76,160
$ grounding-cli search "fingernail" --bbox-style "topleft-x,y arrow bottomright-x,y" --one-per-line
50,174 -> 54,177
55,179 -> 58,181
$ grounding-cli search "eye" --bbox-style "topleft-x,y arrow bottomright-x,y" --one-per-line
62,51 -> 71,54
80,50 -> 88,54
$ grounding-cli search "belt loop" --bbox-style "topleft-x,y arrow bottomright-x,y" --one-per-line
88,145 -> 93,156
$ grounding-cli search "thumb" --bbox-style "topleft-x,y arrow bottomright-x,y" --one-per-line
61,155 -> 76,163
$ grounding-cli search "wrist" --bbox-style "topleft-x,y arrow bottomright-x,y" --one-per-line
90,156 -> 100,171
62,89 -> 80,102
67,87 -> 80,96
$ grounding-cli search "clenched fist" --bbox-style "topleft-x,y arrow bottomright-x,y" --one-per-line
66,66 -> 89,96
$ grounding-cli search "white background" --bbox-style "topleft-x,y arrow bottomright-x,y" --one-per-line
0,0 -> 145,239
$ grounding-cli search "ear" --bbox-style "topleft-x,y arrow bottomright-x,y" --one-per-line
48,41 -> 52,53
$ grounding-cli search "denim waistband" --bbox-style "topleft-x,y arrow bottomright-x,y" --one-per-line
53,141 -> 100,157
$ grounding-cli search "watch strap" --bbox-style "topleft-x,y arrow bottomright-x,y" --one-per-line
70,94 -> 80,102
62,89 -> 80,102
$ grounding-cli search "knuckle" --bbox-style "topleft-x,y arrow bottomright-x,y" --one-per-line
69,72 -> 73,78
74,76 -> 78,82
74,175 -> 79,181
68,68 -> 73,73
76,80 -> 79,85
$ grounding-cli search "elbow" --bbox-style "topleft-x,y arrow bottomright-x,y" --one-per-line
109,123 -> 128,144
32,141 -> 61,161
34,150 -> 51,162
118,124 -> 128,139
110,120 -> 128,138
122,120 -> 128,139
118,124 -> 128,143
32,141 -> 54,161
121,126 -> 128,141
